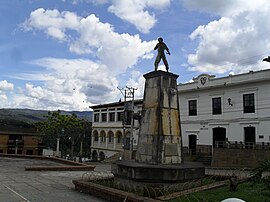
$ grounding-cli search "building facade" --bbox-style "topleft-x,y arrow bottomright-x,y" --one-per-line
90,100 -> 142,161
178,69 -> 270,156
0,125 -> 43,155
90,69 -> 270,164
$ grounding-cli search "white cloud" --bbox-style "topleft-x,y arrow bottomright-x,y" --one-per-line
182,0 -> 267,16
126,70 -> 145,99
0,80 -> 14,91
20,58 -> 119,110
108,1 -> 156,34
22,10 -> 156,74
21,8 -> 81,41
62,0 -> 170,33
184,0 -> 270,74
108,0 -> 171,33
64,0 -> 108,5
5,57 -> 122,110
18,8 -> 159,109
0,93 -> 10,109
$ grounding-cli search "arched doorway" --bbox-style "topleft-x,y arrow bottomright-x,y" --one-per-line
100,131 -> 106,143
188,134 -> 197,155
107,131 -> 114,143
92,150 -> 98,161
213,127 -> 226,148
244,126 -> 256,149
99,151 -> 105,161
93,130 -> 98,142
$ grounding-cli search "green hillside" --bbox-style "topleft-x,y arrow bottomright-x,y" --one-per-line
0,109 -> 92,124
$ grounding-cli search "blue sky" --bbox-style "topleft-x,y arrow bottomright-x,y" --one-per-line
1,0 -> 270,111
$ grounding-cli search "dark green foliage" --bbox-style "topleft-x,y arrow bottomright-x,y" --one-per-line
252,159 -> 270,190
0,119 -> 36,133
171,182 -> 270,202
34,110 -> 91,157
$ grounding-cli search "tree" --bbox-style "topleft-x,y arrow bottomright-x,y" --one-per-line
252,159 -> 270,190
34,110 -> 91,158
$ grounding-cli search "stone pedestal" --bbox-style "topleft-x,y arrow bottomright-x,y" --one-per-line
112,70 -> 204,186
136,70 -> 182,164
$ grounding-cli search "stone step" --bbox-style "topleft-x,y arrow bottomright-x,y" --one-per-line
197,156 -> 212,166
101,152 -> 122,163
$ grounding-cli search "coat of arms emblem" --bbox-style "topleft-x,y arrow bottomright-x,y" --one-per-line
200,77 -> 207,85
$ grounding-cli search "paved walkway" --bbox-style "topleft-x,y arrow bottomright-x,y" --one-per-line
2,157 -> 268,202
0,157 -> 109,202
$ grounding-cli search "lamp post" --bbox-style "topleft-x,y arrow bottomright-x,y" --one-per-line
56,128 -> 64,157
79,133 -> 85,157
118,86 -> 137,159
15,139 -> 19,155
56,138 -> 60,157
69,136 -> 74,159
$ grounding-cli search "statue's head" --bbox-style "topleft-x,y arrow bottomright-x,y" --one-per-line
158,37 -> 163,42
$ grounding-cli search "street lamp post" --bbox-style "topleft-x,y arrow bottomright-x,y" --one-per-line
56,128 -> 64,157
69,136 -> 74,159
15,139 -> 19,155
79,134 -> 85,157
118,86 -> 137,159
56,138 -> 60,157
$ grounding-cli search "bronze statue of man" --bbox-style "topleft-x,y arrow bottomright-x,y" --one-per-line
154,37 -> 170,72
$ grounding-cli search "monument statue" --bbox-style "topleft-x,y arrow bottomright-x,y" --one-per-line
154,37 -> 170,72
111,44 -> 205,193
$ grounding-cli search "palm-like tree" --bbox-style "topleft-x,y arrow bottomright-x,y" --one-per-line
252,159 -> 270,190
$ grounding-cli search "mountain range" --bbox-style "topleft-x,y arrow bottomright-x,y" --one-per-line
0,108 -> 92,124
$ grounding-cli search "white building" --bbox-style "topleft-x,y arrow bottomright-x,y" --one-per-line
178,69 -> 270,155
90,100 -> 142,161
90,69 -> 270,161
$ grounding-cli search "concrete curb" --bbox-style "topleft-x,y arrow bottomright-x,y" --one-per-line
0,153 -> 96,171
73,179 -> 160,202
25,165 -> 95,171
0,153 -> 85,166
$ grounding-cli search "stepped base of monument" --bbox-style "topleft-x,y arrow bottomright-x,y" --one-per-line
111,160 -> 205,184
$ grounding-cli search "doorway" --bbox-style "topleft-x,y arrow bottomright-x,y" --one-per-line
92,150 -> 98,161
99,151 -> 105,161
189,135 -> 197,155
244,126 -> 256,148
213,127 -> 226,148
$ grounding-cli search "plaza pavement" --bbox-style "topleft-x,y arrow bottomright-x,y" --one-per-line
0,157 -> 110,202
1,156 -> 265,202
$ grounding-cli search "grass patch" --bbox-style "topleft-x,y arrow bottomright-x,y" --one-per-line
170,181 -> 270,202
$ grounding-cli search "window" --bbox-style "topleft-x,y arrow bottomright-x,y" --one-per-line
212,97 -> 222,115
101,113 -> 107,122
109,112 -> 115,122
93,131 -> 98,141
188,100 -> 197,116
117,111 -> 124,121
101,134 -> 106,142
243,93 -> 255,113
108,132 -> 114,143
94,114 -> 99,122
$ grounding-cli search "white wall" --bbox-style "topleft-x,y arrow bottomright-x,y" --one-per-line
178,70 -> 270,148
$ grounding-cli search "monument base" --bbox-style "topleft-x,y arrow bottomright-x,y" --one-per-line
111,160 -> 205,184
